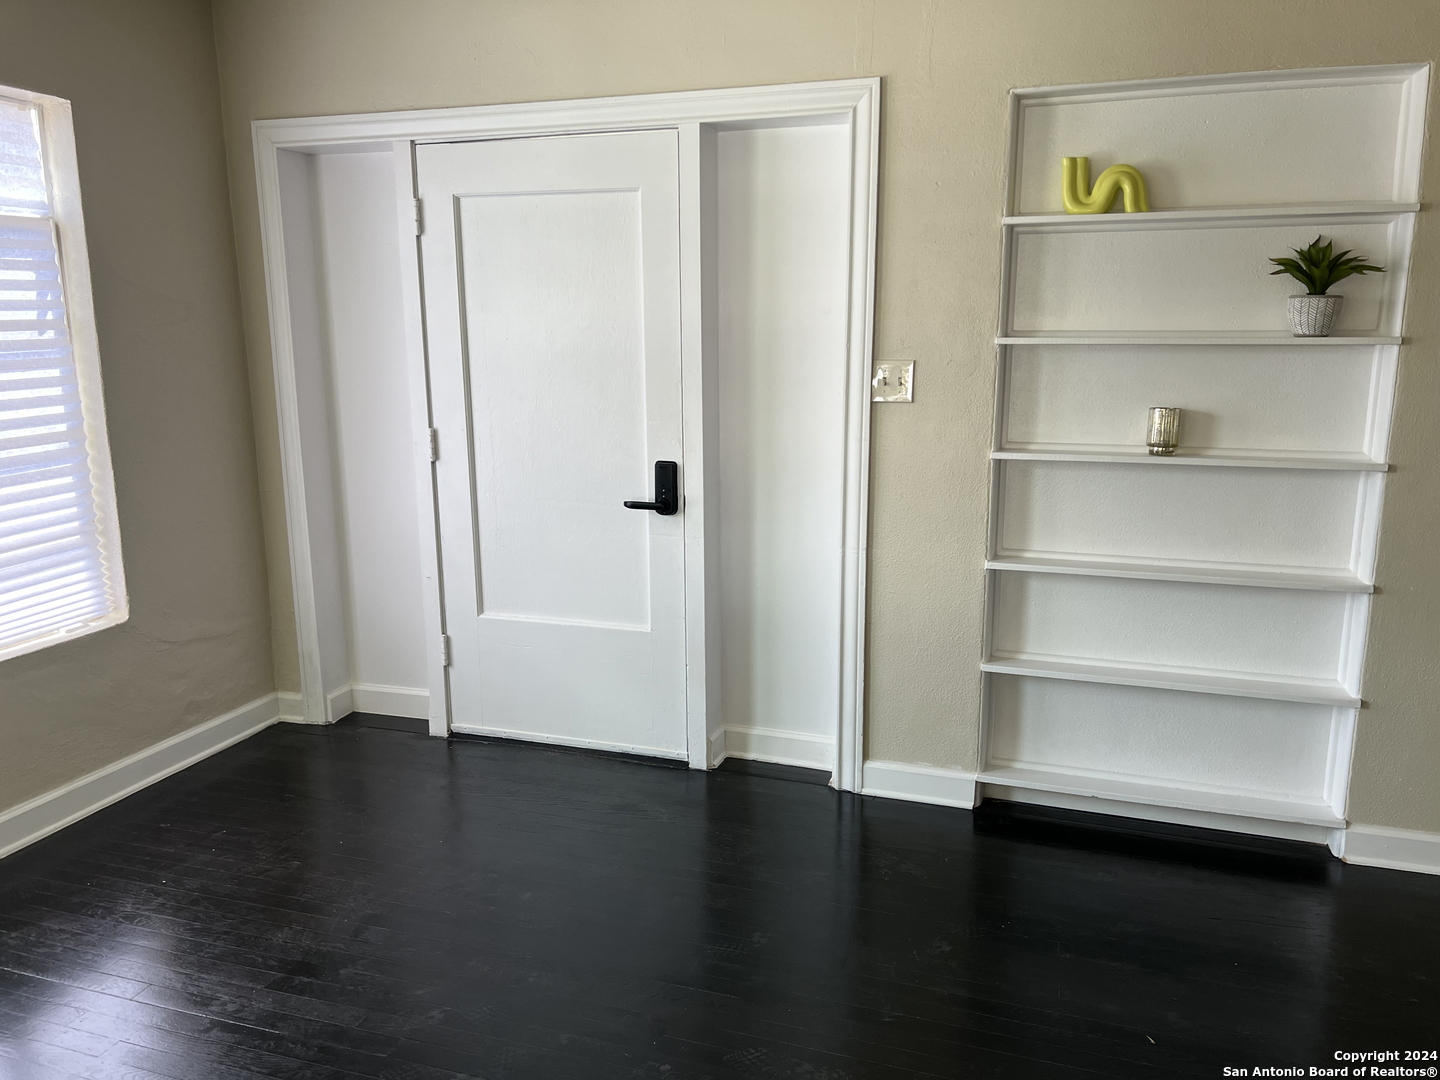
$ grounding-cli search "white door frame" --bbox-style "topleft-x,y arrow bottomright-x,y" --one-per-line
252,78 -> 880,789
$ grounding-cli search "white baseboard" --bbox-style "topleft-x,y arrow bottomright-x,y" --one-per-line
352,683 -> 429,719
276,690 -> 307,723
10,694 -> 1430,878
326,685 -> 353,723
723,725 -> 833,771
1339,823 -> 1440,875
318,683 -> 430,725
862,759 -> 979,809
0,692 -> 282,861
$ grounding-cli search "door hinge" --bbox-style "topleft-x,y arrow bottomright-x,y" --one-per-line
440,634 -> 451,667
413,198 -> 423,236
427,427 -> 439,462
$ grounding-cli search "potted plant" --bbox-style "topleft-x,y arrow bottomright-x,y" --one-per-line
1269,236 -> 1385,337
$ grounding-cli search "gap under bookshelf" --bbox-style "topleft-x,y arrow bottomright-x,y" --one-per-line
976,764 -> 1345,828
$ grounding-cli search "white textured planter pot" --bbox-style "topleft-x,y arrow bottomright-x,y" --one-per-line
1289,293 -> 1342,337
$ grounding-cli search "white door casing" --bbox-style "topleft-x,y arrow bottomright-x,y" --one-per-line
252,78 -> 879,787
417,130 -> 689,759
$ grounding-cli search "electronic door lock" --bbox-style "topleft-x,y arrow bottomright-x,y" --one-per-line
624,460 -> 678,516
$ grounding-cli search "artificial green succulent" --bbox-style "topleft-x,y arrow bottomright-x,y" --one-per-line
1269,235 -> 1385,295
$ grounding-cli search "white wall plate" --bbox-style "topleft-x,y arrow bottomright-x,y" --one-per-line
872,360 -> 913,402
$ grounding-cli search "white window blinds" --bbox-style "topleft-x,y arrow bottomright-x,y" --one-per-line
0,93 -> 125,662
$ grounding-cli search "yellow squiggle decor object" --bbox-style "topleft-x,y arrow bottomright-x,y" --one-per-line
1061,156 -> 1150,214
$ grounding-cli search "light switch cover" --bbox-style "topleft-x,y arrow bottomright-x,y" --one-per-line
872,360 -> 914,402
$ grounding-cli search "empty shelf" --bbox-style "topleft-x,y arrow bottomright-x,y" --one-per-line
981,654 -> 1360,707
986,554 -> 1373,593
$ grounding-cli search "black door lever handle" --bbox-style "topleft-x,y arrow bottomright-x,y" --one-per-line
624,460 -> 678,516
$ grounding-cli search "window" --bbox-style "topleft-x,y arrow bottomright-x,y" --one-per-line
0,87 -> 125,661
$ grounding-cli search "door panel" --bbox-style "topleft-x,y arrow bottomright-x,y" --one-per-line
418,130 -> 687,758
461,189 -> 651,628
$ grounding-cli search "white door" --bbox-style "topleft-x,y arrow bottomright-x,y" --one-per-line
416,130 -> 688,759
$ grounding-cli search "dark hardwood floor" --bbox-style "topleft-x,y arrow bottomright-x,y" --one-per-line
0,713 -> 1436,1079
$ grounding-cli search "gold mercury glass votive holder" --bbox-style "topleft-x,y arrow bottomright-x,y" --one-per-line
1147,407 -> 1181,455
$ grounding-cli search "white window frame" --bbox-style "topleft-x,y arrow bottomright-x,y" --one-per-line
0,84 -> 126,662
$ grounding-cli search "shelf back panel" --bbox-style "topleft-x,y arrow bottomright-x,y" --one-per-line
1014,67 -> 1426,214
990,571 -> 1357,684
1008,220 -> 1404,336
1003,343 -> 1387,457
997,459 -> 1371,573
988,675 -> 1335,800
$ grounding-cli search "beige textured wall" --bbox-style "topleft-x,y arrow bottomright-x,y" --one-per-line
0,0 -> 272,812
211,0 -> 1440,834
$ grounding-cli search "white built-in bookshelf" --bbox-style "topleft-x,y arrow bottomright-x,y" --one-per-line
981,64 -> 1429,844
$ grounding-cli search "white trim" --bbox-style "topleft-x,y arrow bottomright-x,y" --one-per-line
723,726 -> 834,772
0,693 -> 281,861
1017,63 -> 1427,97
352,683 -> 430,719
837,80 -> 881,793
253,80 -> 880,148
252,79 -> 879,777
326,683 -> 353,723
389,142 -> 450,739
678,122 -> 710,770
1013,63 -> 1427,103
42,94 -> 128,651
277,690 -> 306,723
1338,823 -> 1440,876
861,760 -> 980,810
708,728 -> 727,767
254,137 -> 328,725
324,682 -> 430,722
